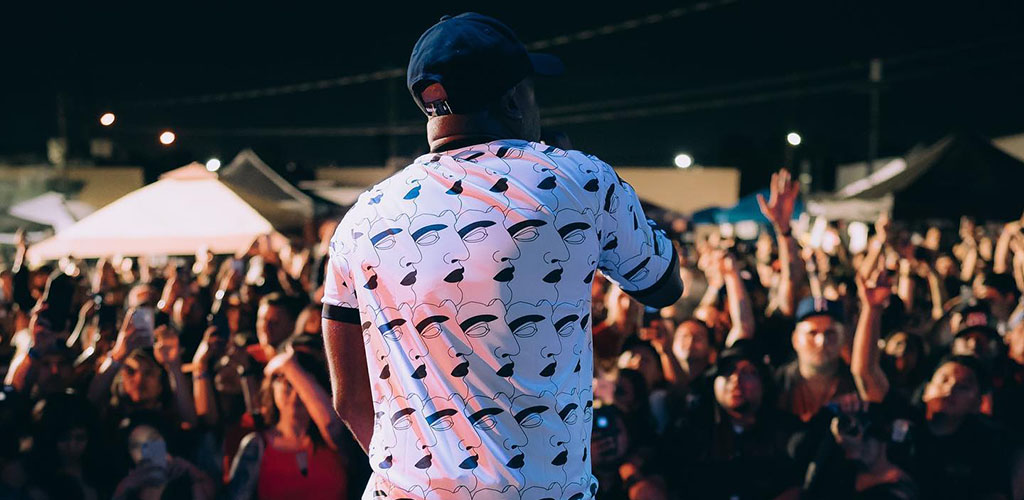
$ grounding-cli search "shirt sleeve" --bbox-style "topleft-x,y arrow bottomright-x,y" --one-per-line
590,155 -> 679,304
322,216 -> 361,324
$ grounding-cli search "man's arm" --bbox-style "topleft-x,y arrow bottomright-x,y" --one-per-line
721,255 -> 756,346
851,267 -> 891,403
757,168 -> 802,317
323,317 -> 373,454
590,154 -> 682,309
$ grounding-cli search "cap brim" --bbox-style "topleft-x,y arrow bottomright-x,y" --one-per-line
530,53 -> 565,76
954,325 -> 1000,341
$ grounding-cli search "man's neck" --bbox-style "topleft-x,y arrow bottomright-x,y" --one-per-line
798,360 -> 838,383
431,134 -> 503,152
683,358 -> 709,379
722,406 -> 758,429
926,411 -> 965,437
427,114 -> 517,152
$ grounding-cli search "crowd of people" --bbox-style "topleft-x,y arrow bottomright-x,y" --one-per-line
0,166 -> 1022,499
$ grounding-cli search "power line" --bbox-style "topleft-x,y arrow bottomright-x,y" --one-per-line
524,0 -> 738,50
543,62 -> 866,116
124,1 -> 741,107
131,68 -> 406,107
136,50 -> 1022,138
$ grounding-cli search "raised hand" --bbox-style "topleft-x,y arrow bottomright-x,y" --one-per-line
192,327 -> 225,373
110,308 -> 141,363
154,326 -> 182,367
856,265 -> 892,309
756,169 -> 800,233
874,212 -> 892,244
264,346 -> 296,378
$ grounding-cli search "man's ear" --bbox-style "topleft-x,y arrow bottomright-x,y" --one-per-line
497,85 -> 524,121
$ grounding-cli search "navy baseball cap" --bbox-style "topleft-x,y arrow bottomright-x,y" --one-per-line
407,13 -> 564,116
795,296 -> 844,323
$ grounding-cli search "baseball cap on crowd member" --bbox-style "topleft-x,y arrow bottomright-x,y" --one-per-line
795,296 -> 845,323
952,324 -> 1003,361
407,12 -> 564,116
953,324 -> 1002,343
712,339 -> 770,381
954,301 -> 995,329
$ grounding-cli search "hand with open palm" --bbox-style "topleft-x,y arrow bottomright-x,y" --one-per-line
757,169 -> 800,234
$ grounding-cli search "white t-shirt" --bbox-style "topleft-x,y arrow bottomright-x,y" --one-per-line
323,139 -> 675,499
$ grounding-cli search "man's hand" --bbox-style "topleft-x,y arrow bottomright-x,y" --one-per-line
874,212 -> 892,244
640,318 -> 672,355
192,327 -> 224,373
154,326 -> 181,368
29,307 -> 57,353
264,347 -> 297,378
959,216 -> 976,243
14,228 -> 26,250
756,169 -> 800,234
111,308 -> 142,363
856,266 -> 892,310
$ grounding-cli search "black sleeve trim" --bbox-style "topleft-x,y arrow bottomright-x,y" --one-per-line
322,304 -> 361,324
625,248 -> 682,308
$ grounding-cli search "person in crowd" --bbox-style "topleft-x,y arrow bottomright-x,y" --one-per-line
880,330 -> 928,402
26,393 -> 112,500
799,408 -> 919,499
774,296 -> 860,421
665,339 -> 803,499
254,293 -> 300,358
113,421 -> 214,500
227,348 -> 348,500
894,356 -> 1023,499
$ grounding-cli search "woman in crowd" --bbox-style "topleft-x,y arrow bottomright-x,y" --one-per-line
226,348 -> 348,500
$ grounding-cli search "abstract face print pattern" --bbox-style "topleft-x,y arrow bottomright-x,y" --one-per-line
323,140 -> 673,500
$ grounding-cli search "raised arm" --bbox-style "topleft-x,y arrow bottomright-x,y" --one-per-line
191,327 -> 222,426
721,255 -> 756,346
926,264 -> 948,322
322,318 -> 374,453
850,266 -> 891,403
757,168 -> 802,316
88,311 -> 139,405
897,258 -> 916,314
859,213 -> 890,280
154,326 -> 198,428
993,221 -> 1019,274
265,348 -> 346,450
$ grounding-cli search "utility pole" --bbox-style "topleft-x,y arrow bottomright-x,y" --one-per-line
48,91 -> 71,194
867,58 -> 882,175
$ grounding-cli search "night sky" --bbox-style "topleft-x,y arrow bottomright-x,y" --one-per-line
3,1 -> 1023,194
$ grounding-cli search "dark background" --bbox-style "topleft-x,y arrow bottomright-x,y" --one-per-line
2,1 -> 1022,194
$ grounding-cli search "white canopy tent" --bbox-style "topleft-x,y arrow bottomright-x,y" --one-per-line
9,191 -> 93,232
27,164 -> 281,262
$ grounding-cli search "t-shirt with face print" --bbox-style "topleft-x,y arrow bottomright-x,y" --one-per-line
323,139 -> 677,500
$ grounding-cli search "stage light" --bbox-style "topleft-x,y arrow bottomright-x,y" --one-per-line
674,153 -> 693,169
99,112 -> 116,126
787,132 -> 802,146
205,158 -> 221,172
159,131 -> 176,145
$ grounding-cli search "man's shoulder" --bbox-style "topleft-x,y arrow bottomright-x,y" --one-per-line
774,360 -> 800,383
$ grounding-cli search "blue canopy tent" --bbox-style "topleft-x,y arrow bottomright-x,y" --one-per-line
690,206 -> 722,225
712,188 -> 804,225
